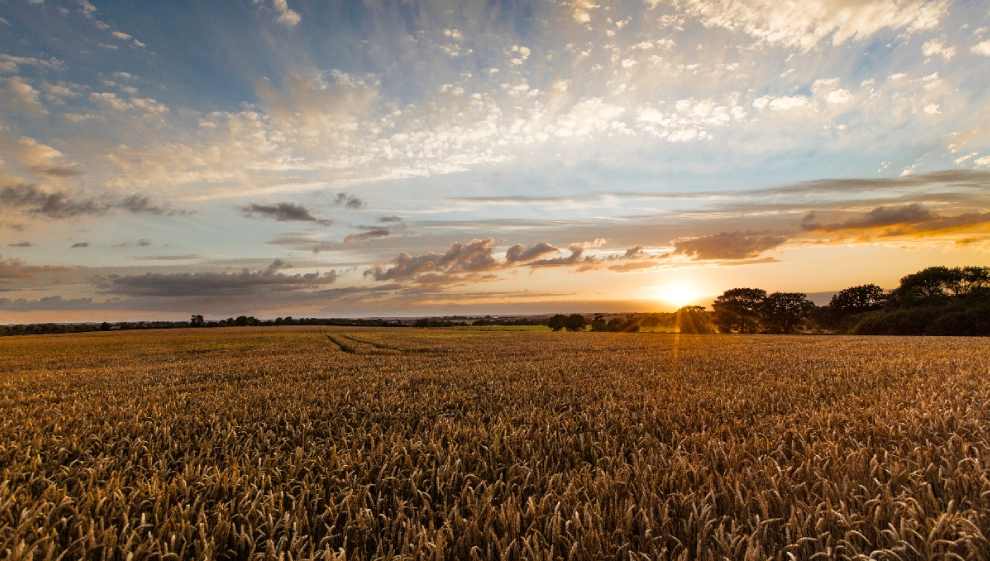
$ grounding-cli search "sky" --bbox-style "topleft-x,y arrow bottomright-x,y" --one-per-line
1,0 -> 990,321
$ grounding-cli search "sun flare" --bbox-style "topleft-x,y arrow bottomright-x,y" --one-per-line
659,284 -> 698,308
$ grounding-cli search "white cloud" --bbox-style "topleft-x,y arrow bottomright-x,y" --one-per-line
955,152 -> 978,164
112,31 -> 132,41
570,0 -> 598,24
89,91 -> 130,111
923,103 -> 941,115
0,54 -> 62,74
825,89 -> 852,104
670,0 -> 949,51
975,156 -> 990,168
256,0 -> 300,27
922,39 -> 955,60
508,45 -> 531,66
972,41 -> 990,56
768,96 -> 809,111
6,77 -> 46,113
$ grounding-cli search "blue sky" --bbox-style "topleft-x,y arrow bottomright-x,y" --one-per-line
2,0 -> 990,320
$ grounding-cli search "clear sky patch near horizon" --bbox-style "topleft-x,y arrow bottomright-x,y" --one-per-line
1,0 -> 990,321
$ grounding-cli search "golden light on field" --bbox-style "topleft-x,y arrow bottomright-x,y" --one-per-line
658,283 -> 699,308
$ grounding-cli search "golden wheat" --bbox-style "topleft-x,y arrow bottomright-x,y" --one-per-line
1,327 -> 989,559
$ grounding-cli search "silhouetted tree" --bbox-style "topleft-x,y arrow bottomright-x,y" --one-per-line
760,292 -> 815,333
547,314 -> 567,331
821,284 -> 886,331
564,314 -> 587,332
190,314 -> 205,327
591,314 -> 607,332
890,266 -> 990,306
712,288 -> 766,333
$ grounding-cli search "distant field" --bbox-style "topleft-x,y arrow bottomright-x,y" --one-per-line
2,328 -> 990,559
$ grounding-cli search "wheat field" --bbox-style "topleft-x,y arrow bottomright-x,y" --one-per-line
2,327 -> 989,559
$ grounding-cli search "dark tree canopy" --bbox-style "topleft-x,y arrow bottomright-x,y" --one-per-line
894,266 -> 990,305
760,292 -> 815,334
712,288 -> 767,333
828,284 -> 887,314
564,314 -> 588,332
547,314 -> 567,331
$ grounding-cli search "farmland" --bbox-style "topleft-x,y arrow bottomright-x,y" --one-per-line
2,328 -> 990,559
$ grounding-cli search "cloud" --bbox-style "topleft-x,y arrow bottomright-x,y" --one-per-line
922,39 -> 955,60
528,245 -> 584,267
71,242 -> 89,248
5,77 -> 46,113
130,254 -> 208,261
378,215 -> 402,223
365,238 -> 499,282
669,0 -> 948,51
0,184 -> 180,219
343,227 -> 390,244
0,54 -> 62,74
504,242 -> 559,263
608,261 -> 664,273
240,202 -> 331,226
673,231 -> 787,260
333,192 -> 363,209
972,41 -> 990,56
0,254 -> 73,282
7,241 -> 32,247
100,260 -> 337,298
525,239 -> 606,267
0,295 -> 102,312
801,204 -> 990,237
623,245 -> 645,259
254,0 -> 300,27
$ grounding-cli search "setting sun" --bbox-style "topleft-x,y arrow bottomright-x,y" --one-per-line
659,284 -> 699,308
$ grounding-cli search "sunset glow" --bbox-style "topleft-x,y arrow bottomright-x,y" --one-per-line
1,0 -> 989,322
659,284 -> 700,309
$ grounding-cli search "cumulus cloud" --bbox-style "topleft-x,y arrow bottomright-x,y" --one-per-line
100,260 -> 337,297
622,245 -> 645,259
673,231 -> 787,260
922,39 -> 956,60
504,242 -> 559,263
364,238 -> 499,281
5,77 -> 46,113
972,41 -> 990,56
527,239 -> 605,267
801,204 -> 990,237
240,202 -> 331,226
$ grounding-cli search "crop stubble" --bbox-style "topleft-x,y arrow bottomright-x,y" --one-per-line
1,327 -> 989,559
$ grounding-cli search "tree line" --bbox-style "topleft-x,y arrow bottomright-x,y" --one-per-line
710,266 -> 990,336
